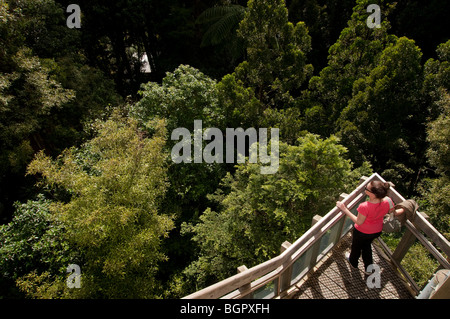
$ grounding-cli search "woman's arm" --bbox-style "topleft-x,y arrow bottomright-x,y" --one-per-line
336,201 -> 366,226
394,208 -> 405,217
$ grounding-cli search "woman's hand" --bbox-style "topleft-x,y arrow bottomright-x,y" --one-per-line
394,208 -> 405,216
336,201 -> 352,217
336,201 -> 365,225
336,201 -> 347,211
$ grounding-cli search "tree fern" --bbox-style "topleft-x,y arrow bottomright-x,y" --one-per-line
197,5 -> 246,49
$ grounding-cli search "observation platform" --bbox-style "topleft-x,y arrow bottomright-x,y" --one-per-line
184,173 -> 450,300
288,232 -> 412,299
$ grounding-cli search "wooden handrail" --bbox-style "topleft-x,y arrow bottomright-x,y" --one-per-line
383,175 -> 450,258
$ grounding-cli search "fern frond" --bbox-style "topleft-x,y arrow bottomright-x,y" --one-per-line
197,5 -> 246,47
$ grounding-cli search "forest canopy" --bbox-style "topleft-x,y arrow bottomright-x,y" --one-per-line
0,0 -> 449,299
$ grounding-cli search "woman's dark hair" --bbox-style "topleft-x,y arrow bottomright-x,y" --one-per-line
368,181 -> 390,199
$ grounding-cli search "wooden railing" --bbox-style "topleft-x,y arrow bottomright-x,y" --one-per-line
372,176 -> 450,295
183,173 -> 450,299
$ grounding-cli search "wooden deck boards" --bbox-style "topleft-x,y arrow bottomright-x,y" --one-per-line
288,232 -> 413,299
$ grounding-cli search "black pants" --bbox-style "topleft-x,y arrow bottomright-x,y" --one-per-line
349,228 -> 381,270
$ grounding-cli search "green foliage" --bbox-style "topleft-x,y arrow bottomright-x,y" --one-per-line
382,230 -> 442,289
337,37 -> 425,183
0,195 -> 75,297
216,73 -> 263,129
419,178 -> 450,241
0,0 -> 122,224
236,0 -> 313,109
0,48 -> 75,175
304,0 -> 397,137
130,66 -> 231,291
132,65 -> 223,133
50,55 -> 123,134
15,270 -> 67,299
211,0 -> 314,143
419,92 -> 450,240
131,65 -> 227,208
401,243 -> 441,288
426,92 -> 450,178
1,0 -> 449,299
424,40 -> 450,113
180,134 -> 372,291
25,111 -> 174,298
197,4 -> 246,58
287,0 -> 355,72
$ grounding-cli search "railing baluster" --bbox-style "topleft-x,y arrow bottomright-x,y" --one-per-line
392,228 -> 416,264
237,265 -> 253,299
280,241 -> 293,293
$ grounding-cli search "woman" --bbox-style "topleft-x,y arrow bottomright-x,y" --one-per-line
336,181 -> 393,275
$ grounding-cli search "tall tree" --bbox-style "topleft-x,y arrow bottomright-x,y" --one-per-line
389,0 -> 450,63
287,0 -> 355,74
337,37 -> 426,194
130,65 -> 227,210
130,65 -> 229,285
0,0 -> 121,223
304,0 -> 397,137
235,0 -> 313,110
0,46 -> 75,221
420,92 -> 450,240
424,40 -> 450,109
213,0 -> 313,144
419,41 -> 450,240
24,111 -> 174,298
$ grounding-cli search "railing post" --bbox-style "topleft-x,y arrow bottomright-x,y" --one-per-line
312,215 -> 322,226
391,229 -> 416,264
332,193 -> 348,243
237,265 -> 253,299
333,192 -> 351,243
279,241 -> 292,293
359,176 -> 368,185
308,215 -> 323,270
392,212 -> 429,264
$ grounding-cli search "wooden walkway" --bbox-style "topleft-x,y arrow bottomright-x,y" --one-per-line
287,232 -> 413,299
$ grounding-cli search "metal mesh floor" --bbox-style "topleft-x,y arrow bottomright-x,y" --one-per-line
288,232 -> 414,299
